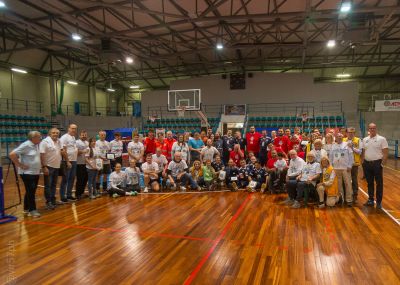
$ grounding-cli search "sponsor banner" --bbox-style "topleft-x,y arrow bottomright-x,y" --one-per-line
224,104 -> 246,115
375,99 -> 400,111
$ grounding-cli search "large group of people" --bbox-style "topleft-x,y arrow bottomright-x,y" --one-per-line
9,122 -> 388,218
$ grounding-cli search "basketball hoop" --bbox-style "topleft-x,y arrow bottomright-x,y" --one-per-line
177,106 -> 186,117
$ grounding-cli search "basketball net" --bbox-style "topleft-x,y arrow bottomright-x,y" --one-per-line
177,106 -> 186,117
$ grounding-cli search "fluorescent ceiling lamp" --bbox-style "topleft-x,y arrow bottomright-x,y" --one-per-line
130,85 -> 139,89
107,88 -> 116,92
336,73 -> 351,78
0,1 -> 6,8
11,67 -> 27,74
67,80 -> 78,85
340,2 -> 351,13
125,57 -> 134,64
71,33 -> 82,41
216,43 -> 224,50
326,39 -> 336,48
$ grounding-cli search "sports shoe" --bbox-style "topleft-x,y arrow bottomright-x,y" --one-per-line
89,195 -> 96,199
283,197 -> 294,204
180,186 -> 187,192
95,193 -> 101,198
112,193 -> 119,198
196,186 -> 202,191
291,201 -> 301,209
232,182 -> 238,192
28,210 -> 41,217
260,183 -> 267,193
364,200 -> 374,207
131,191 -> 138,196
376,203 -> 382,209
46,202 -> 55,210
67,196 -> 77,202
347,202 -> 353,207
60,198 -> 68,203
318,202 -> 325,209
143,187 -> 149,193
23,209 -> 29,215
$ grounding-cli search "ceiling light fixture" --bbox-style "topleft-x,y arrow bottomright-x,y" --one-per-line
71,33 -> 82,41
11,67 -> 27,74
340,2 -> 352,13
107,88 -> 116,92
125,57 -> 134,64
336,73 -> 351,78
130,85 -> 139,89
67,80 -> 78,85
216,43 -> 224,50
0,1 -> 6,8
326,39 -> 336,48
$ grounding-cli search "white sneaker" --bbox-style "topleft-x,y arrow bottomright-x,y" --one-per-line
180,186 -> 186,192
28,210 -> 41,218
143,187 -> 149,193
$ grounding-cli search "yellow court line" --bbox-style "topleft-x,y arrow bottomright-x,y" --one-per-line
384,165 -> 400,173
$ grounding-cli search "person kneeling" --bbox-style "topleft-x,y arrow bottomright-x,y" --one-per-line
247,160 -> 267,193
108,163 -> 137,197
237,159 -> 250,189
142,154 -> 160,193
292,152 -> 321,208
190,160 -> 204,190
225,159 -> 239,191
316,156 -> 339,208
167,152 -> 199,191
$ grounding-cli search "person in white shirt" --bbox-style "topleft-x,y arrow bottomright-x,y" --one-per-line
362,123 -> 388,209
124,159 -> 141,193
285,150 -> 306,204
75,130 -> 89,200
201,139 -> 220,163
127,133 -> 144,167
40,128 -> 63,209
310,139 -> 327,163
167,152 -> 199,191
96,130 -> 111,193
109,132 -> 124,170
107,163 -> 137,197
9,131 -> 42,217
329,132 -> 354,206
171,134 -> 190,163
85,138 -> 101,199
292,152 -> 322,208
152,147 -> 168,187
59,124 -> 78,202
141,154 -> 160,192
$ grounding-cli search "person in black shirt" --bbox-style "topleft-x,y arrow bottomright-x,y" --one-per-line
214,132 -> 224,157
211,155 -> 225,187
259,130 -> 272,166
234,131 -> 246,152
225,159 -> 239,191
223,130 -> 235,164
247,160 -> 267,193
237,159 -> 250,189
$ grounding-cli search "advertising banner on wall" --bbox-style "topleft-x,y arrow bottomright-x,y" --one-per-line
375,99 -> 400,111
224,104 -> 246,115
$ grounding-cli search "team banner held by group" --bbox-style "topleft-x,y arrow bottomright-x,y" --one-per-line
375,99 -> 400,111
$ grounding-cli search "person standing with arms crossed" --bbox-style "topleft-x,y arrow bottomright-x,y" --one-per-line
362,123 -> 388,209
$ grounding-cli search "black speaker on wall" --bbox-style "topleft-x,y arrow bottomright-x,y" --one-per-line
230,73 -> 246,89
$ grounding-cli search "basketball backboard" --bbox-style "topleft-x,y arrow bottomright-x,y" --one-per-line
168,89 -> 201,111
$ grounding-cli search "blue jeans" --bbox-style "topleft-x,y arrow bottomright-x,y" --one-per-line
60,161 -> 77,199
87,169 -> 98,196
44,166 -> 59,204
168,173 -> 198,188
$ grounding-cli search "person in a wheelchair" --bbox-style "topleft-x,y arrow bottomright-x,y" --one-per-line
316,156 -> 339,208
292,152 -> 321,208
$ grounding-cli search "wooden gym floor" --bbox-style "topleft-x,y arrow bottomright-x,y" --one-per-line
1,160 -> 400,285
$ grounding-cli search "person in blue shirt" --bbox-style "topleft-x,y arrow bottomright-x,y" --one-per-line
225,159 -> 239,191
237,159 -> 250,189
247,160 -> 267,193
9,131 -> 43,217
188,132 -> 204,165
259,130 -> 272,166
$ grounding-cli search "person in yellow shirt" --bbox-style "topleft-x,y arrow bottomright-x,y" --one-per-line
317,156 -> 339,208
344,127 -> 363,203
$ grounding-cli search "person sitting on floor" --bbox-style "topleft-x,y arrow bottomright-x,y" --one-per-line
189,160 -> 204,188
167,152 -> 200,191
124,159 -> 141,194
225,159 -> 239,191
317,156 -> 339,208
202,159 -> 217,190
246,160 -> 267,193
108,163 -> 137,197
211,154 -> 225,187
291,152 -> 321,208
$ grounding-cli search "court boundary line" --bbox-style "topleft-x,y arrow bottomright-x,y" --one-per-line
358,187 -> 400,227
383,165 -> 400,173
183,194 -> 253,285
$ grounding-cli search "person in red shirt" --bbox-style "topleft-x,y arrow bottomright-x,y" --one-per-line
229,144 -> 244,166
288,134 -> 301,151
144,130 -> 156,155
163,131 -> 176,161
246,126 -> 261,156
273,128 -> 290,154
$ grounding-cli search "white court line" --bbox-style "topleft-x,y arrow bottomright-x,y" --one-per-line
358,187 -> 400,227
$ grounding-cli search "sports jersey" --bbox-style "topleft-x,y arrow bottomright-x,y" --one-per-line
108,171 -> 127,189
229,150 -> 243,166
124,167 -> 141,185
96,140 -> 111,165
273,135 -> 290,154
251,167 -> 267,183
127,141 -> 144,162
246,132 -> 261,153
109,139 -> 123,158
167,159 -> 188,177
225,166 -> 239,182
223,135 -> 235,152
211,161 -> 224,172
144,137 -> 157,154
238,166 -> 249,181
152,154 -> 168,172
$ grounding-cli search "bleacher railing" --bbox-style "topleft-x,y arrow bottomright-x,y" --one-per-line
247,101 -> 343,116
0,98 -> 43,113
51,104 -> 134,117
145,104 -> 223,119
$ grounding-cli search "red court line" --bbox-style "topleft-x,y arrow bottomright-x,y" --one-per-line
183,194 -> 253,285
19,220 -> 212,242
